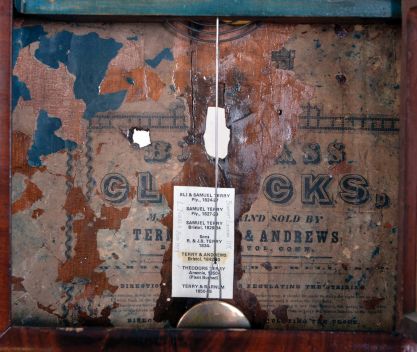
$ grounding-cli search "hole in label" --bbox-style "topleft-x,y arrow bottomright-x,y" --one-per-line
128,128 -> 151,148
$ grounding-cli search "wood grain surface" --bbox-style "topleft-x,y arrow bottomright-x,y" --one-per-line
1,328 -> 417,352
0,0 -> 11,334
398,1 -> 417,323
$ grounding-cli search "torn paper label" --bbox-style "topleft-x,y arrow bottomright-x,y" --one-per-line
172,186 -> 235,298
203,107 -> 230,159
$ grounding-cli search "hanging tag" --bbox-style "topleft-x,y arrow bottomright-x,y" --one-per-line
203,107 -> 230,159
172,186 -> 235,298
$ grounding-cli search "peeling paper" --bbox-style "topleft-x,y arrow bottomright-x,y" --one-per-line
11,21 -> 400,331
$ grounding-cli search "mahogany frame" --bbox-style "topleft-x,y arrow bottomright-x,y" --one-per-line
1,0 -> 417,350
398,0 -> 417,339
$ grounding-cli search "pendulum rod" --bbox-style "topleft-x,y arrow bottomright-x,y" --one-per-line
207,17 -> 222,299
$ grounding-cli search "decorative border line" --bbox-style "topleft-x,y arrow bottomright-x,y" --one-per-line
89,113 -> 188,131
64,151 -> 74,259
300,115 -> 399,132
299,104 -> 399,133
90,102 -> 188,132
85,128 -> 94,202
61,283 -> 74,325
62,150 -> 75,325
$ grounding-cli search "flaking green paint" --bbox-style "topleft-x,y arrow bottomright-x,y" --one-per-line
14,0 -> 401,18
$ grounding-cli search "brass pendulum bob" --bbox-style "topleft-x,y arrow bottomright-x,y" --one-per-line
177,301 -> 250,328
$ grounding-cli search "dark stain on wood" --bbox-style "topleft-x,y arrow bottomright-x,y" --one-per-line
11,276 -> 26,292
2,327 -> 417,352
31,208 -> 44,219
153,121 -> 268,326
77,303 -> 118,327
272,305 -> 290,324
37,302 -> 61,319
362,297 -> 385,310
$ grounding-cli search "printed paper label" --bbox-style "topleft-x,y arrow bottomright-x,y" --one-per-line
172,186 -> 235,298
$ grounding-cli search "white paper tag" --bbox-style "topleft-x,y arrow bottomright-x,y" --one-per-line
203,107 -> 230,159
172,186 -> 235,298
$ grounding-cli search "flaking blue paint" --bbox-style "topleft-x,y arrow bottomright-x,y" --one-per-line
314,39 -> 321,49
125,77 -> 135,85
356,273 -> 367,288
12,25 -> 46,68
34,31 -> 73,68
12,75 -> 31,111
83,92 -> 127,118
35,31 -> 127,119
12,25 -> 46,111
27,110 -> 77,167
371,247 -> 380,258
145,48 -> 174,68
